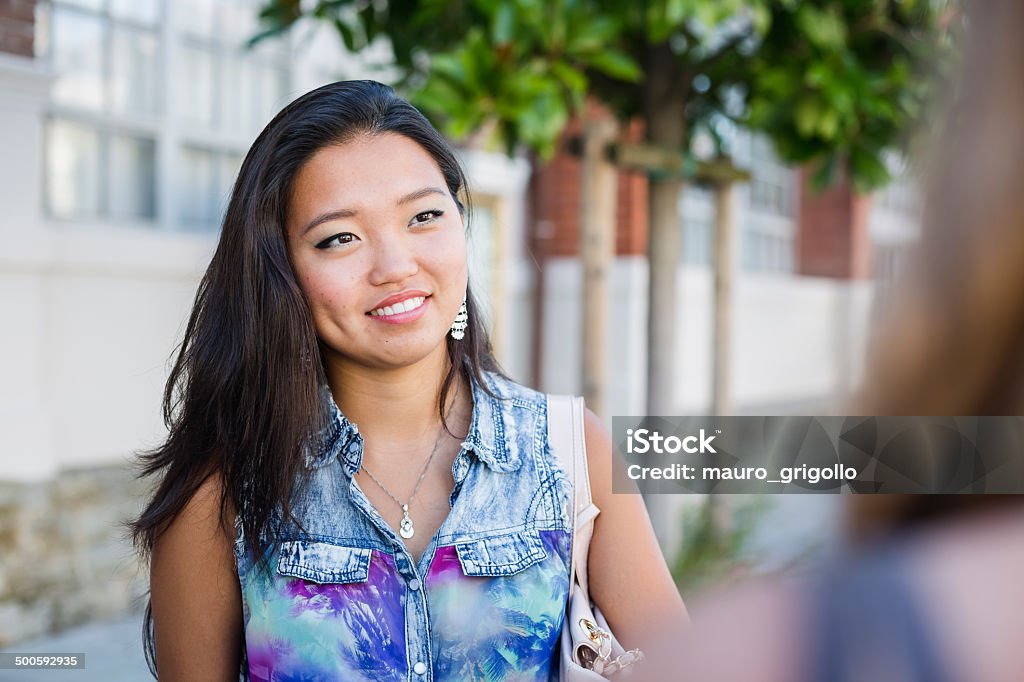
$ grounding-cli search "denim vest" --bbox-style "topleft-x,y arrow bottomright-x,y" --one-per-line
234,370 -> 573,681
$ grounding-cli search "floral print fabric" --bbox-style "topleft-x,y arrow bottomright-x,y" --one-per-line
240,530 -> 570,681
428,530 -> 570,680
243,549 -> 408,681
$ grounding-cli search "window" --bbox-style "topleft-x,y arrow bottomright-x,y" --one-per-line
676,127 -> 798,273
870,243 -> 906,319
175,0 -> 288,136
38,0 -> 290,231
45,119 -> 102,218
40,0 -> 161,221
872,244 -> 906,283
741,228 -> 794,273
178,146 -> 242,230
680,184 -> 714,267
742,135 -> 796,273
747,135 -> 795,218
876,173 -> 920,218
871,156 -> 920,290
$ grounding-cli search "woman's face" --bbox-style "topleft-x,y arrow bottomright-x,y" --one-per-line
285,132 -> 468,372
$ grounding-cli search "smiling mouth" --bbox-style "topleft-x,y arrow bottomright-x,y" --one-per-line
367,295 -> 430,318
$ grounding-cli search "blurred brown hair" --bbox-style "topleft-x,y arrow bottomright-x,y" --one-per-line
847,0 -> 1024,542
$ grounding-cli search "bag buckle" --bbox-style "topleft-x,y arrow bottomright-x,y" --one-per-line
577,617 -> 646,676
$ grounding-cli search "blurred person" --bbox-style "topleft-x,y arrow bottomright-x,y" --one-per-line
638,2 -> 1024,681
130,80 -> 687,681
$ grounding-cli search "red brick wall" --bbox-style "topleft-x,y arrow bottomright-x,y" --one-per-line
615,118 -> 648,256
796,167 -> 873,279
530,102 -> 649,259
0,0 -> 35,58
531,132 -> 582,257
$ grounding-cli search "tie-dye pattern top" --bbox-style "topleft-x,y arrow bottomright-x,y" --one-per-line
234,371 -> 574,681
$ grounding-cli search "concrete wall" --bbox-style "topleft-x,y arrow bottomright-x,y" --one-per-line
0,466 -> 148,646
538,257 -> 876,418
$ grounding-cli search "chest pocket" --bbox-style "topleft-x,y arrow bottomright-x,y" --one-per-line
276,540 -> 373,584
454,530 -> 548,577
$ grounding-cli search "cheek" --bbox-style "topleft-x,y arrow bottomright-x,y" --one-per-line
435,229 -> 469,279
296,263 -> 362,323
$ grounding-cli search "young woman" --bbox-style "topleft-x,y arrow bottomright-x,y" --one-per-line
132,80 -> 688,681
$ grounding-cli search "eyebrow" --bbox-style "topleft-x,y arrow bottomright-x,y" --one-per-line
301,186 -> 449,235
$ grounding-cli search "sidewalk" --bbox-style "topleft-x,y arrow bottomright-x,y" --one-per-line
0,612 -> 150,681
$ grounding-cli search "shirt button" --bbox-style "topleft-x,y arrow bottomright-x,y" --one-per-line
413,661 -> 427,675
408,578 -> 421,591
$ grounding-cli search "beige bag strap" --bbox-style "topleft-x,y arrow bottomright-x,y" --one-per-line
547,394 -> 599,596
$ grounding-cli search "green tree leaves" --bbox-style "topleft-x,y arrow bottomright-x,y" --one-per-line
746,0 -> 956,189
254,0 -> 956,189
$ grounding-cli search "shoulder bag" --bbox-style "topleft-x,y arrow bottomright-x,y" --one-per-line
547,394 -> 645,679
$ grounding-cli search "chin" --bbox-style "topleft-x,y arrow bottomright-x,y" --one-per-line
363,339 -> 449,370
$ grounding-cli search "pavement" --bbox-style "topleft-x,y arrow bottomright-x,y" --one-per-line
0,612 -> 150,681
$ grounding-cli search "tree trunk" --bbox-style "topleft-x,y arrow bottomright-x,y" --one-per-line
712,180 -> 735,417
709,180 -> 737,544
644,44 -> 687,418
580,111 -> 619,420
642,44 -> 687,551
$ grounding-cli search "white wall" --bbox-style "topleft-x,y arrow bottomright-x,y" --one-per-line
539,257 -> 876,419
539,256 -> 649,418
0,54 -> 212,478
0,51 -> 214,478
0,55 -> 58,480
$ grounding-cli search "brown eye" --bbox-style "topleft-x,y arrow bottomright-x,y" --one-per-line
410,209 -> 444,226
315,232 -> 358,249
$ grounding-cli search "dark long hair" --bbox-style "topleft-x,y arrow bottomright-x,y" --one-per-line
847,2 -> 1024,543
130,80 -> 505,676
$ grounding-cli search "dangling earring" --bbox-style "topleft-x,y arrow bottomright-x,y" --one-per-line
450,297 -> 468,340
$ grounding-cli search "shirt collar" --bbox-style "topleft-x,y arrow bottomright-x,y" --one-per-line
305,370 -> 522,476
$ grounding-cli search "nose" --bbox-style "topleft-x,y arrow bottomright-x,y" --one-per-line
367,231 -> 420,286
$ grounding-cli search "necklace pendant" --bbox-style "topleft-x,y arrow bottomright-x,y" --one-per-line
399,505 -> 415,539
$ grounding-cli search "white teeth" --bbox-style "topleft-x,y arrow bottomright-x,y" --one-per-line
370,296 -> 425,317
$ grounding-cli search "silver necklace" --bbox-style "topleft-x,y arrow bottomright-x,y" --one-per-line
360,423 -> 446,539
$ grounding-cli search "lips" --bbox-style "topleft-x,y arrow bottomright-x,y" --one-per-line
367,295 -> 430,324
366,290 -> 431,315
368,296 -> 427,317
